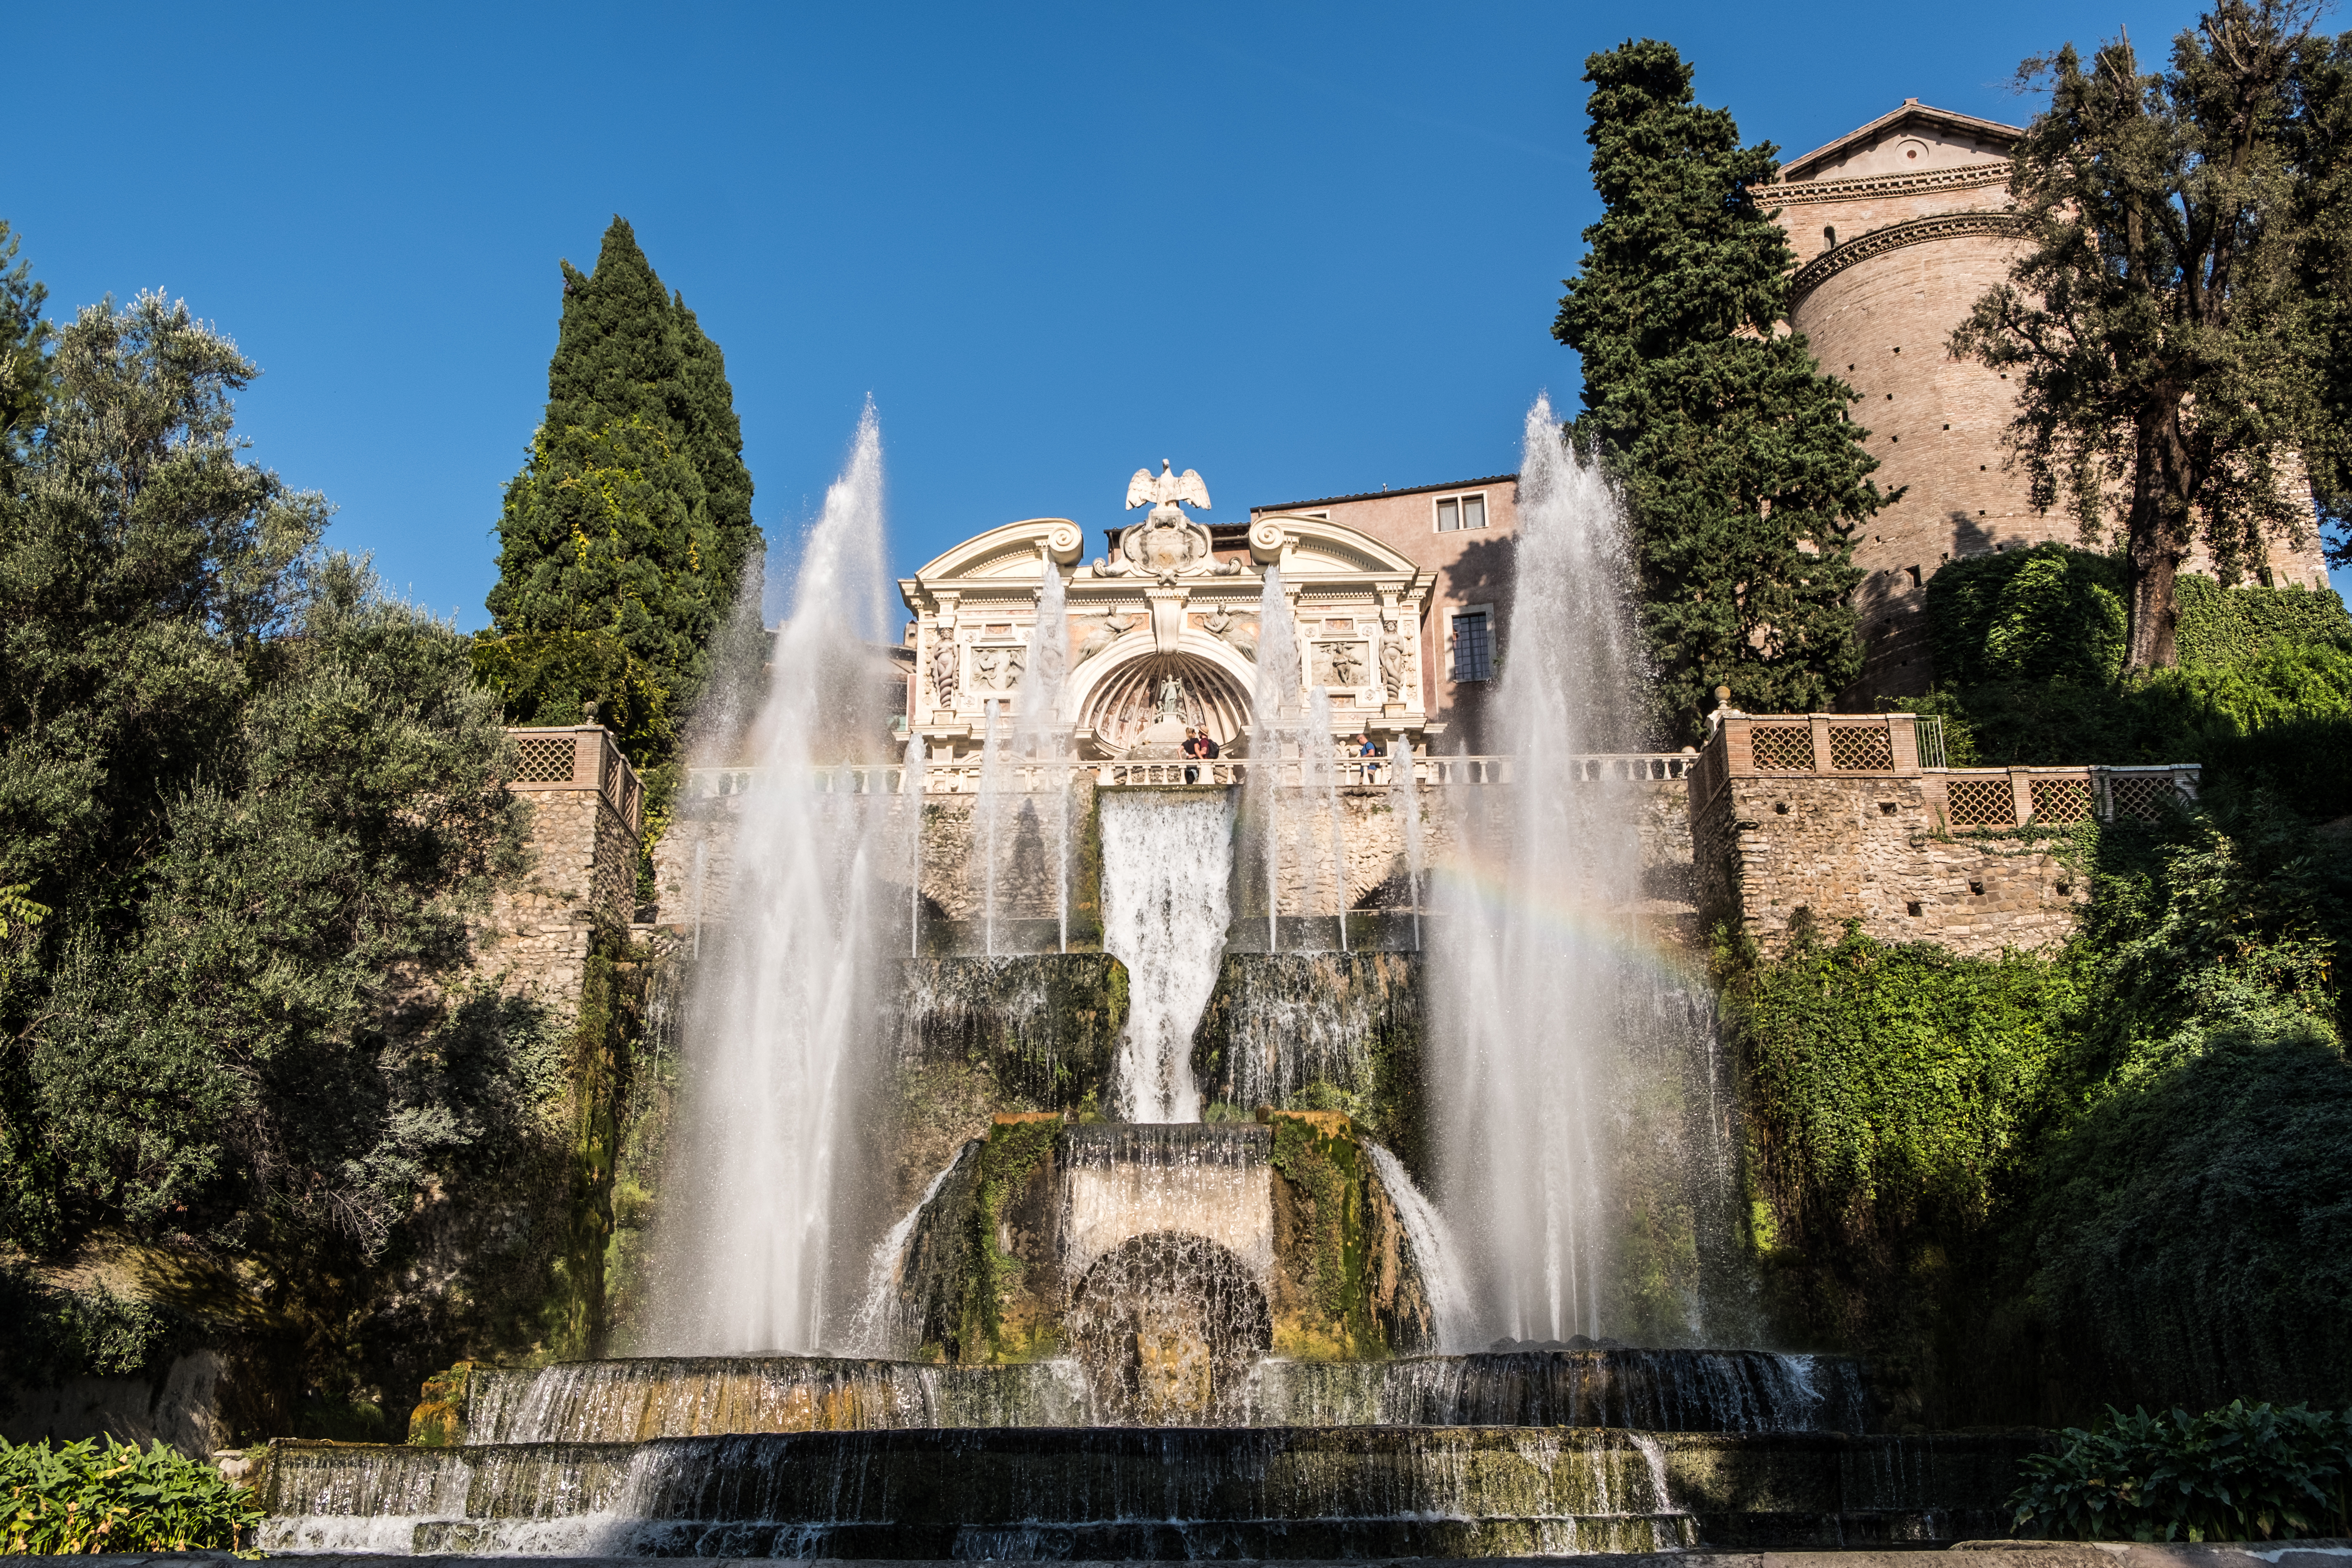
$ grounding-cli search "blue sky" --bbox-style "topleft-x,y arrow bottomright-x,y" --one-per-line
23,0 -> 2327,629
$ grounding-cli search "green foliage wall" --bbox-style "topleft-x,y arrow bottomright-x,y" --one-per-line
1727,799 -> 2352,1425
1914,545 -> 2352,820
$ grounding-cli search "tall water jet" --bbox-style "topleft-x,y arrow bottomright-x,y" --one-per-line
977,699 -> 1007,956
904,734 -> 927,959
1101,794 -> 1230,1121
1243,565 -> 1301,952
1390,737 -> 1424,950
1430,395 -> 1747,1347
1010,556 -> 1071,953
1308,686 -> 1346,952
646,404 -> 898,1355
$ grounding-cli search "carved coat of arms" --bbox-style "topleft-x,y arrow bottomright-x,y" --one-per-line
1095,460 -> 1243,581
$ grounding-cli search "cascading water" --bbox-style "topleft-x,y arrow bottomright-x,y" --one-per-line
1366,1144 -> 1472,1350
1430,394 -> 1751,1348
644,404 -> 898,1355
1100,793 -> 1231,1122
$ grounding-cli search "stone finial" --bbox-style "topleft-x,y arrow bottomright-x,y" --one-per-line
583,701 -> 600,727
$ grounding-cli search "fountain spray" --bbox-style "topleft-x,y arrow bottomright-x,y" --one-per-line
646,402 -> 895,1355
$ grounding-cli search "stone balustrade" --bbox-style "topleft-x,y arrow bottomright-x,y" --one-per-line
683,752 -> 1703,796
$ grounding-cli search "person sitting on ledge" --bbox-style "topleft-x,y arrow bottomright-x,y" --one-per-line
1181,727 -> 1202,782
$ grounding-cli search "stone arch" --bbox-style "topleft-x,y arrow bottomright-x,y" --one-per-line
1065,1230 -> 1272,1425
1064,631 -> 1259,754
1077,652 -> 1251,753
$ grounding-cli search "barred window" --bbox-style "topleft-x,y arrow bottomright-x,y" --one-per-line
1451,610 -> 1493,682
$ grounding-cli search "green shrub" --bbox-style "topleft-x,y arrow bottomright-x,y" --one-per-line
2174,573 -> 2352,669
1729,925 -> 2085,1241
2025,1017 -> 2352,1412
2013,1402 -> 2352,1541
1928,545 -> 2128,688
0,1435 -> 261,1554
0,1262 -> 189,1383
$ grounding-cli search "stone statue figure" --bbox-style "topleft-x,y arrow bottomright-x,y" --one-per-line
929,640 -> 959,704
1326,642 -> 1366,688
974,646 -> 1024,692
1202,606 -> 1258,661
1075,610 -> 1136,665
1157,672 -> 1187,719
1380,638 -> 1406,700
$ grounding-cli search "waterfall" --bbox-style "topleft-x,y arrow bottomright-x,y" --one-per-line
1011,559 -> 1071,954
1100,793 -> 1231,1122
1243,566 -> 1301,952
644,403 -> 897,1355
1430,394 -> 1751,1348
844,1159 -> 960,1356
1366,1144 -> 1472,1351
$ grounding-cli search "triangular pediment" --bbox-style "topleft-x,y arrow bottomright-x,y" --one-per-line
1781,101 -> 2022,183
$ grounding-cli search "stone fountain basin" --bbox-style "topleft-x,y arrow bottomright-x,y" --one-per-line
256,1425 -> 2048,1559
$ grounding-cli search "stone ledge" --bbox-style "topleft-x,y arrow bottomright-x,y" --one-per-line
24,1544 -> 2351,1568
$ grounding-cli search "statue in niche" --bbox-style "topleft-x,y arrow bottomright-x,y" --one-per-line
1075,609 -> 1136,665
1202,605 -> 1258,661
1094,459 -> 1244,583
929,639 -> 959,705
1157,671 -> 1188,719
1380,637 -> 1408,700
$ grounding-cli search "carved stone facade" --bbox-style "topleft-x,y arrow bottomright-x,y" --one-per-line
1773,99 -> 2333,700
899,509 -> 1437,761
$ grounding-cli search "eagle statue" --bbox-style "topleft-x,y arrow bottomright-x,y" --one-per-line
1126,459 -> 1211,513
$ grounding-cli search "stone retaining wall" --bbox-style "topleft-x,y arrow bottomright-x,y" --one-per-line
649,777 -> 1700,938
1693,773 -> 2083,958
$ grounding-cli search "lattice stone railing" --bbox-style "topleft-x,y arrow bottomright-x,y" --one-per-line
505,726 -> 643,832
1694,713 -> 2197,826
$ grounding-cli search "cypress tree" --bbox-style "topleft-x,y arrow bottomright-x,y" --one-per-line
1555,41 -> 1885,737
484,218 -> 759,762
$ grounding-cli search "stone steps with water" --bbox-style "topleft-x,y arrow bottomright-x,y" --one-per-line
442,1348 -> 1869,1445
256,1426 -> 2044,1558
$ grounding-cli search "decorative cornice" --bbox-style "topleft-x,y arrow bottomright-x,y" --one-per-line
1789,211 -> 2032,300
1770,160 -> 2013,207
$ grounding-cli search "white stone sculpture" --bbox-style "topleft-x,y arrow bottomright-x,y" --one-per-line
1095,459 -> 1245,582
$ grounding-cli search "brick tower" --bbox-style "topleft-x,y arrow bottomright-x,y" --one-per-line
1771,99 -> 2330,701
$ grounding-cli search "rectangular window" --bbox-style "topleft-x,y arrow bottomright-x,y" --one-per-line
1435,491 -> 1489,533
1451,609 -> 1493,682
